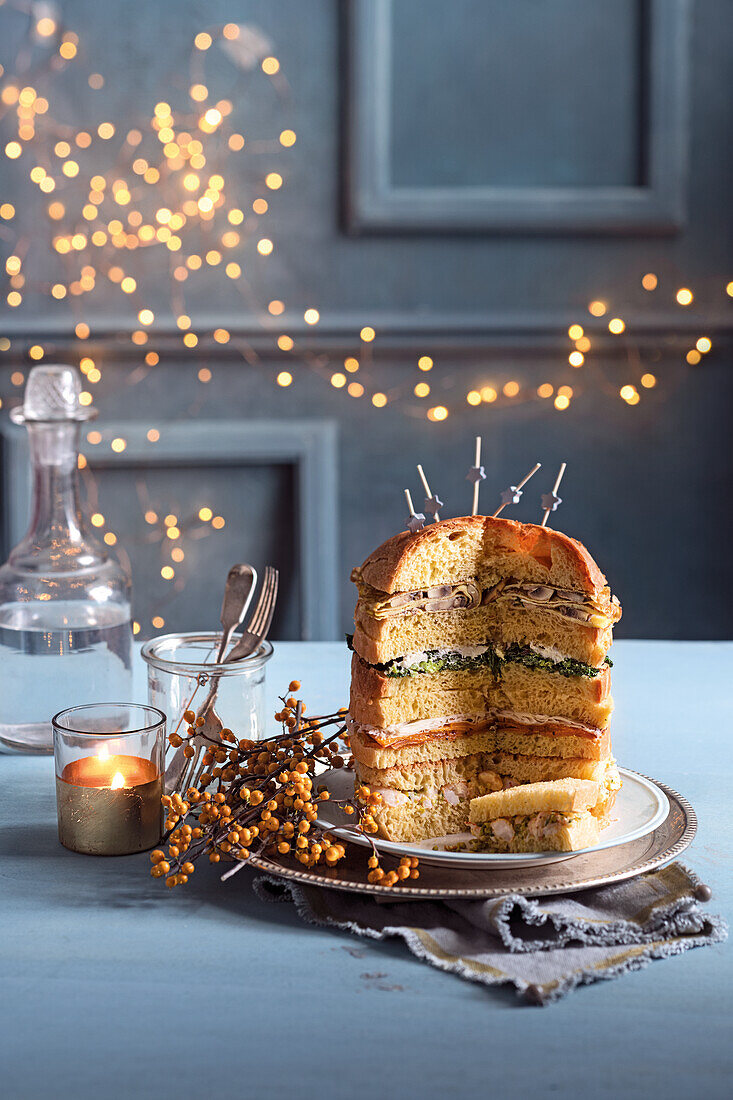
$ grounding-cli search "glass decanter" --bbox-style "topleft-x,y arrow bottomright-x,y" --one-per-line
0,365 -> 133,753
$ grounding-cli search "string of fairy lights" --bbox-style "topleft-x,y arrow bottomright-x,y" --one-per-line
0,5 -> 730,631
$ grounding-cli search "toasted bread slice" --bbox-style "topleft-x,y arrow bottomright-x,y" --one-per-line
352,600 -> 614,668
356,515 -> 611,597
469,778 -> 600,822
350,651 -> 613,731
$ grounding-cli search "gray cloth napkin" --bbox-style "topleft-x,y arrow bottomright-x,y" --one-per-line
253,862 -> 726,1003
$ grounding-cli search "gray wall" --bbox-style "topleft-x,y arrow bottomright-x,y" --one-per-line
1,0 -> 731,640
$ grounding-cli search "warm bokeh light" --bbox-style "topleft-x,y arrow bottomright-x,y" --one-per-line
568,351 -> 584,367
554,394 -> 570,410
344,357 -> 359,372
588,300 -> 607,317
696,336 -> 711,353
503,381 -> 520,397
360,326 -> 375,342
641,373 -> 657,388
466,391 -> 481,406
686,349 -> 701,365
537,383 -> 554,399
676,287 -> 693,306
277,335 -> 294,352
568,324 -> 583,340
481,386 -> 497,403
304,309 -> 320,325
608,318 -> 625,334
418,356 -> 433,371
427,405 -> 448,421
642,273 -> 658,291
371,392 -> 387,407
276,371 -> 292,387
414,382 -> 430,397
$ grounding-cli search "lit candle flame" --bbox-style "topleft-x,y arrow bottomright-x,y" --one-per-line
98,744 -> 109,762
110,771 -> 125,790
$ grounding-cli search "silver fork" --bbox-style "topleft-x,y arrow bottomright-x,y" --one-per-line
223,566 -> 279,663
179,567 -> 279,792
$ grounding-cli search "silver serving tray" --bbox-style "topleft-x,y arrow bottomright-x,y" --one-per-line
244,773 -> 696,900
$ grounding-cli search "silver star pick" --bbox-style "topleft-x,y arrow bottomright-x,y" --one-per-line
423,494 -> 443,518
541,491 -> 562,512
406,512 -> 426,534
500,486 -> 522,506
466,465 -> 486,485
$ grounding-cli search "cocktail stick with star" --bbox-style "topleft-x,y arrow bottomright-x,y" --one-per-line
466,435 -> 486,516
404,489 -> 426,534
493,462 -> 542,517
416,464 -> 443,522
540,463 -> 567,527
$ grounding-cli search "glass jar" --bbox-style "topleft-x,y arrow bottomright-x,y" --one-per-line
141,633 -> 273,747
53,702 -> 165,856
0,365 -> 133,754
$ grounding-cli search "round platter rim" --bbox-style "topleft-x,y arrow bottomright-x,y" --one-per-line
243,771 -> 697,900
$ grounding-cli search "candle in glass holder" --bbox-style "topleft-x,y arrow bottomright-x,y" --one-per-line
53,704 -> 165,856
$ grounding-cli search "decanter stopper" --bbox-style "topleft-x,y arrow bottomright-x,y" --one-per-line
10,364 -> 97,424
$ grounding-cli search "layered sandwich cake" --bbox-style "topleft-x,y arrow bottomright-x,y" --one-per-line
348,515 -> 622,843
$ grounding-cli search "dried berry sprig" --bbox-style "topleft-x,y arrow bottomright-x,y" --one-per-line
149,681 -> 419,889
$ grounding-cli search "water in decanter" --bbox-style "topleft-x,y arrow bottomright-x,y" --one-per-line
0,600 -> 133,752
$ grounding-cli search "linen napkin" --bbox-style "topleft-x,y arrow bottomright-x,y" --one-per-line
253,862 -> 726,1003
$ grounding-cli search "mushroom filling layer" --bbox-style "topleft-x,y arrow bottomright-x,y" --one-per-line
356,577 -> 620,628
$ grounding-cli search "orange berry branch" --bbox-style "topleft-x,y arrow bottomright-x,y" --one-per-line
149,680 -> 419,889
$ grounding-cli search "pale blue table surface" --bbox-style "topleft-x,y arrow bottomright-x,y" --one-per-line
1,640 -> 731,1100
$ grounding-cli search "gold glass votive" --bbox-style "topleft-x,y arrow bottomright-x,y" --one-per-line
53,703 -> 165,856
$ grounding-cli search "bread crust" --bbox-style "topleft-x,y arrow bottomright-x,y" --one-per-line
355,515 -> 609,598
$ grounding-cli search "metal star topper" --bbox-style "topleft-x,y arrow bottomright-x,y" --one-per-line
404,489 -> 425,534
423,494 -> 443,519
466,466 -> 486,484
541,490 -> 562,512
493,462 -> 542,517
540,463 -> 567,527
500,486 -> 523,506
416,464 -> 442,521
466,436 -> 486,515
